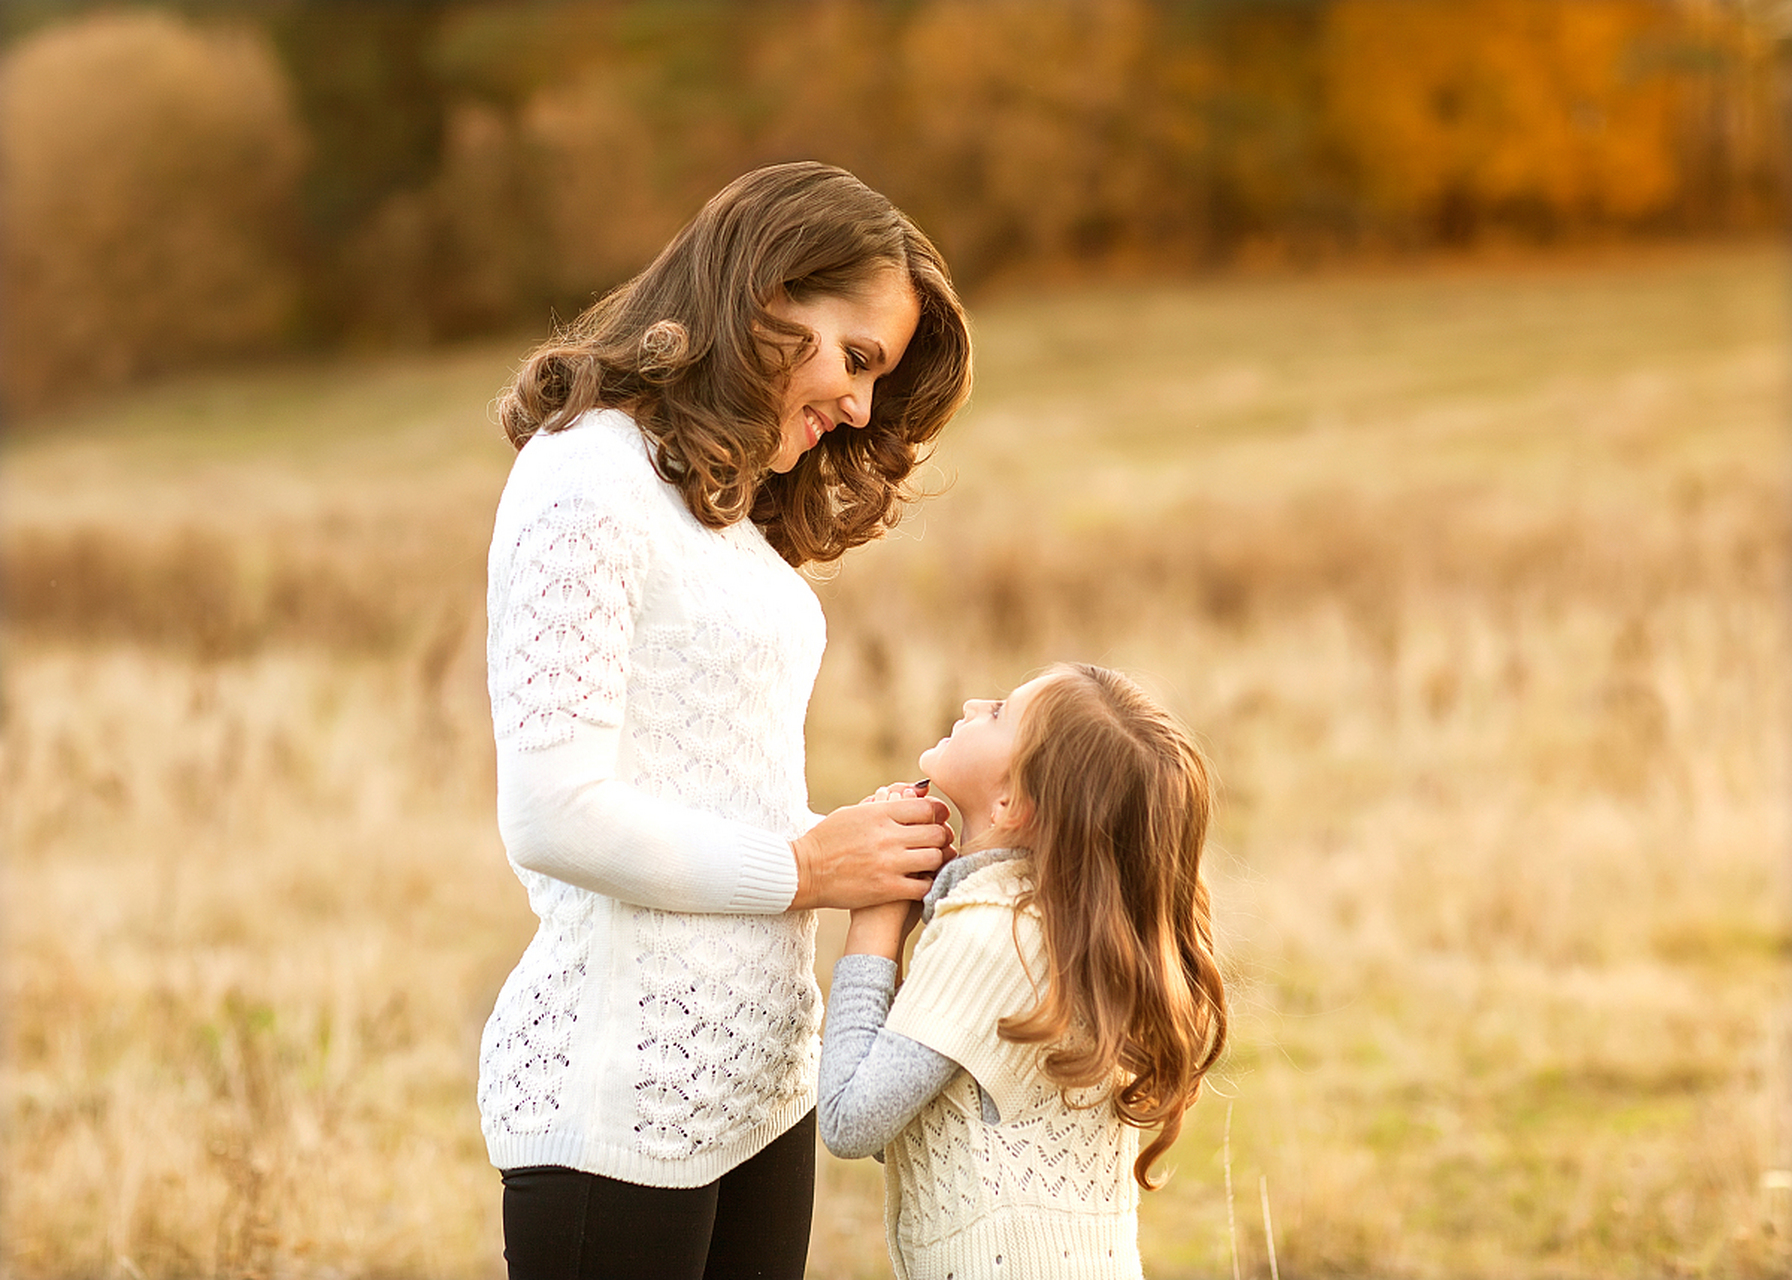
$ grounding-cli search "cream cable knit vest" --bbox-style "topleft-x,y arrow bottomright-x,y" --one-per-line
478,410 -> 827,1187
883,860 -> 1143,1280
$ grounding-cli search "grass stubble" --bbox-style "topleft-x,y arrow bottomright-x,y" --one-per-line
2,245 -> 1787,1278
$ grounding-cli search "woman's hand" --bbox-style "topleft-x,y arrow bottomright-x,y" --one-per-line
789,796 -> 953,910
843,897 -> 923,962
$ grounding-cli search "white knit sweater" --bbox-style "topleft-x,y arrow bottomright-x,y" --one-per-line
882,860 -> 1143,1280
478,409 -> 827,1187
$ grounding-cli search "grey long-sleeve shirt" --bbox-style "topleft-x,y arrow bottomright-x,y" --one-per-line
817,955 -> 962,1158
816,849 -> 1020,1159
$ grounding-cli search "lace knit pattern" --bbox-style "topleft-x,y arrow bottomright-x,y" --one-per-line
479,411 -> 827,1186
633,909 -> 819,1160
479,877 -> 595,1136
885,1072 -> 1135,1245
486,449 -> 646,748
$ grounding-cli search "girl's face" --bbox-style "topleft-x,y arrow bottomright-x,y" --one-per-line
918,675 -> 1054,827
765,265 -> 920,474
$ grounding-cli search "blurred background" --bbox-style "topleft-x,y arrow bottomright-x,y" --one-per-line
2,2 -> 1788,1278
0,0 -> 1785,414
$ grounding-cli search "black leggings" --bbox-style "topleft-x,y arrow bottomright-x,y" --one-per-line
501,1111 -> 816,1280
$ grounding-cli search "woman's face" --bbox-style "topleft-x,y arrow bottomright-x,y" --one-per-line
765,266 -> 921,474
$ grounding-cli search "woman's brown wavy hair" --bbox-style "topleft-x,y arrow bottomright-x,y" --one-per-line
497,162 -> 972,567
989,664 -> 1228,1190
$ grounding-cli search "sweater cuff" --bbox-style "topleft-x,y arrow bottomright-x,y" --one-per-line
725,824 -> 801,913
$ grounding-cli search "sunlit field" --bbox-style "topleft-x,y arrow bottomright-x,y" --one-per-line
4,245 -> 1787,1279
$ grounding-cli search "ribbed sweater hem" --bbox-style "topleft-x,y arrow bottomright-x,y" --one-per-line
893,1207 -> 1143,1280
486,1090 -> 814,1188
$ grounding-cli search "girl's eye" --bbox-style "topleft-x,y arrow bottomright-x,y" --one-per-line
847,349 -> 868,374
991,701 -> 1005,720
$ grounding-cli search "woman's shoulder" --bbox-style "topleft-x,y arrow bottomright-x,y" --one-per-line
513,408 -> 655,478
498,409 -> 670,521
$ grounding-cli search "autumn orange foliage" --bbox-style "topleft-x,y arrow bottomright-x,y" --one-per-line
1326,0 -> 1687,234
0,0 -> 1780,414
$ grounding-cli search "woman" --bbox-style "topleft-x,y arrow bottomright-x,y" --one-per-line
481,162 -> 973,1279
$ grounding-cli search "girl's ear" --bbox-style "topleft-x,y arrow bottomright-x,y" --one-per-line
989,791 -> 1034,838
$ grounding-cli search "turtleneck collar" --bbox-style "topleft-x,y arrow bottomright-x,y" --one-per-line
921,846 -> 1027,924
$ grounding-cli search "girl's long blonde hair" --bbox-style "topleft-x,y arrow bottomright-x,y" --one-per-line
993,663 -> 1228,1189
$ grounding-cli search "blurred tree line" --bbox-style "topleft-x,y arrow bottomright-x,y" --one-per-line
1,0 -> 1782,417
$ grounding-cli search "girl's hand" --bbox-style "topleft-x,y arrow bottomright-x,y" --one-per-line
844,898 -> 924,962
790,796 -> 954,911
859,781 -> 928,805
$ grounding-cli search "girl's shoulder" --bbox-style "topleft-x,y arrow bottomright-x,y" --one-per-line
904,854 -> 1046,1012
930,850 -> 1035,917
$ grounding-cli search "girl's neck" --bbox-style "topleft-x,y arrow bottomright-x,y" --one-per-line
960,811 -> 1028,855
958,812 -> 993,850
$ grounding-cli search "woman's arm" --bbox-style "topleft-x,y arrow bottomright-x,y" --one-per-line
489,460 -> 798,912
499,733 -> 952,913
499,728 -> 795,912
490,429 -> 951,913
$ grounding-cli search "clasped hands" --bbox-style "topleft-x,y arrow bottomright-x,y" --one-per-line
789,782 -> 954,959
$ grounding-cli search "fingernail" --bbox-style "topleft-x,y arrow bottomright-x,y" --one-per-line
913,778 -> 930,795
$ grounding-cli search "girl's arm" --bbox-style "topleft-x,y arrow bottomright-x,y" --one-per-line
820,888 -> 1006,1158
818,953 -> 963,1159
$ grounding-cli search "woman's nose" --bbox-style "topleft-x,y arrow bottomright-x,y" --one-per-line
840,377 -> 873,429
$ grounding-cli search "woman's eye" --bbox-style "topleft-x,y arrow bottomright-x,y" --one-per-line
847,349 -> 868,374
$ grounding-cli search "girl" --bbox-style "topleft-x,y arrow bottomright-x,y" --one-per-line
819,664 -> 1228,1280
484,162 -> 970,1280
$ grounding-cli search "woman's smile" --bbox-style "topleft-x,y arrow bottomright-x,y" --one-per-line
766,266 -> 920,473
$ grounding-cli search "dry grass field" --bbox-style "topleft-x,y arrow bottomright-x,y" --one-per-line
3,244 -> 1787,1279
